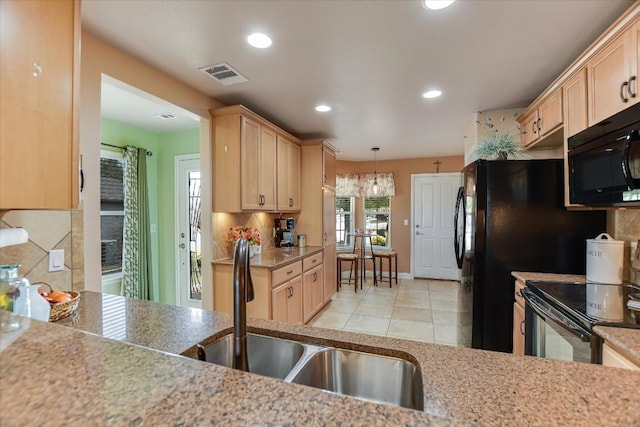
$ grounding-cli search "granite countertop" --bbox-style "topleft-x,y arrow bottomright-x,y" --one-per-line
512,271 -> 640,364
1,291 -> 639,425
212,246 -> 323,269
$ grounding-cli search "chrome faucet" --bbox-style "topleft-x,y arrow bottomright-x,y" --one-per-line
232,237 -> 254,371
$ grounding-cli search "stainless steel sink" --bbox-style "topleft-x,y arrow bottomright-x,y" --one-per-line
288,348 -> 424,411
194,333 -> 424,411
197,333 -> 304,380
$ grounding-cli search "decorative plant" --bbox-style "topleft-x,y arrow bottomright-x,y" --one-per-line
472,112 -> 523,160
226,226 -> 261,251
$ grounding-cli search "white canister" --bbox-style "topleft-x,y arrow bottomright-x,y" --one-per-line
586,233 -> 624,284
297,234 -> 306,248
586,283 -> 624,321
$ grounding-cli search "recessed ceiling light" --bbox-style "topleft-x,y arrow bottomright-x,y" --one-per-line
422,90 -> 442,99
247,33 -> 272,48
315,104 -> 332,112
423,0 -> 455,10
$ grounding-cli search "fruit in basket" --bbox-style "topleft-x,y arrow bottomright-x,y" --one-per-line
45,290 -> 72,305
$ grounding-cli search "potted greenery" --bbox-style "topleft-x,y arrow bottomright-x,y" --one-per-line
472,112 -> 523,160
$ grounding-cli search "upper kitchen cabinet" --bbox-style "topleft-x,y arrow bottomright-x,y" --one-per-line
0,0 -> 80,209
587,17 -> 639,126
517,88 -> 563,149
211,105 -> 299,212
562,67 -> 589,138
276,135 -> 301,212
323,145 -> 336,189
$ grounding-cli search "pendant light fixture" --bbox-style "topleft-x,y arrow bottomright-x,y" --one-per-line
371,147 -> 380,195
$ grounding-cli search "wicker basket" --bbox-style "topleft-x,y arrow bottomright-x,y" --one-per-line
35,282 -> 80,322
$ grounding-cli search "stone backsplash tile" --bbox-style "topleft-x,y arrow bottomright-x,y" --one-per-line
2,210 -> 71,251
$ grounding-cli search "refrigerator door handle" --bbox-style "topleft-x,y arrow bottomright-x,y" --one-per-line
454,186 -> 465,269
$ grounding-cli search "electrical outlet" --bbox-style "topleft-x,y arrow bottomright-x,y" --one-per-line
48,249 -> 64,272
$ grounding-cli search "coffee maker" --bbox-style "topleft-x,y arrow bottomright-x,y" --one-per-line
275,218 -> 295,248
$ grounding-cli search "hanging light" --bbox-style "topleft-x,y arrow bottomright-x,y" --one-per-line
371,147 -> 380,195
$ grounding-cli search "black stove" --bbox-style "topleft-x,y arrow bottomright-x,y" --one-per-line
526,280 -> 640,331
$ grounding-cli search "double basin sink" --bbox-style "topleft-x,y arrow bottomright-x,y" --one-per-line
193,333 -> 424,411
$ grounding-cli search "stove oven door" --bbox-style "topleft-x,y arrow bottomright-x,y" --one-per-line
522,289 -> 599,364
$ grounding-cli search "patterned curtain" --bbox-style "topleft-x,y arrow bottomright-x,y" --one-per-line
336,173 -> 396,197
122,147 -> 152,300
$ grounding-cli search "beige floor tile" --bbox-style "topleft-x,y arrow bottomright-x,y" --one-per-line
343,314 -> 390,336
395,295 -> 430,310
429,290 -> 459,302
387,319 -> 435,343
434,324 -> 462,345
325,300 -> 359,314
311,311 -> 351,330
391,306 -> 433,322
397,289 -> 430,300
428,280 -> 460,292
333,290 -> 365,302
400,281 -> 430,292
361,293 -> 397,306
365,286 -> 398,296
354,302 -> 394,318
431,309 -> 464,325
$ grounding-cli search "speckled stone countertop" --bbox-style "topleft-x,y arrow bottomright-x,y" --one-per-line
213,246 -> 323,269
2,291 -> 638,426
512,271 -> 640,364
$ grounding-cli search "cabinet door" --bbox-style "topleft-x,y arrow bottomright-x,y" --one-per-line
323,146 -> 336,189
519,110 -> 539,148
289,142 -> 301,211
513,302 -> 525,356
272,282 -> 289,323
240,116 -> 262,210
260,126 -> 277,210
322,188 -> 336,245
537,88 -> 563,138
632,21 -> 640,106
0,0 -> 78,209
588,30 -> 634,125
323,245 -> 336,304
276,136 -> 301,212
563,68 -> 588,138
288,276 -> 303,324
602,342 -> 640,370
302,265 -> 323,323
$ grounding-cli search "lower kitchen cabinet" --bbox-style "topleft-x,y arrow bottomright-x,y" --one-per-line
303,265 -> 323,323
513,279 -> 526,355
602,342 -> 640,371
323,244 -> 336,303
272,277 -> 303,324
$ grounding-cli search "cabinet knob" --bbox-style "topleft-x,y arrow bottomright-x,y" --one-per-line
629,76 -> 637,98
32,62 -> 42,77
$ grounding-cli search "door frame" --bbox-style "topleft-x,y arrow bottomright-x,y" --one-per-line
410,172 -> 462,279
174,153 -> 201,308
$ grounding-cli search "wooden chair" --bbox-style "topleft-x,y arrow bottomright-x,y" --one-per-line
336,253 -> 360,293
373,250 -> 398,287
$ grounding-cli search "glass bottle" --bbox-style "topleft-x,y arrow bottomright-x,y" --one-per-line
0,264 -> 27,332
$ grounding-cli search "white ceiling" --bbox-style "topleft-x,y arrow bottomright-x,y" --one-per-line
84,0 -> 634,161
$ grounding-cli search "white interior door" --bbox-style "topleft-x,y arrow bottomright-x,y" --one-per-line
412,173 -> 462,280
176,155 -> 202,308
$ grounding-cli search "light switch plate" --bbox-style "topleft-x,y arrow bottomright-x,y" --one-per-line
48,249 -> 64,272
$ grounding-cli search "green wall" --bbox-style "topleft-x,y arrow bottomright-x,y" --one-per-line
100,117 -> 199,304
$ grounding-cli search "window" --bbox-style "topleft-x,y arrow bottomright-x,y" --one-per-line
100,150 -> 125,276
364,196 -> 390,247
336,196 -> 355,247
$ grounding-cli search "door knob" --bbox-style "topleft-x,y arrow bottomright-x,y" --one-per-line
179,243 -> 186,249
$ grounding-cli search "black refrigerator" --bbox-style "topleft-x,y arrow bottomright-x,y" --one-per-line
453,159 -> 607,353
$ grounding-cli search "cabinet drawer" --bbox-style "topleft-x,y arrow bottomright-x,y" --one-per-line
272,261 -> 302,287
303,252 -> 323,271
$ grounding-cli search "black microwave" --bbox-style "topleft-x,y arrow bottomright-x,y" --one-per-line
567,103 -> 640,206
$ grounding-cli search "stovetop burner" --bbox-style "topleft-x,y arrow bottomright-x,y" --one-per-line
526,280 -> 640,330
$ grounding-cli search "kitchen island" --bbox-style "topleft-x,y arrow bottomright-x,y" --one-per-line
1,291 -> 639,426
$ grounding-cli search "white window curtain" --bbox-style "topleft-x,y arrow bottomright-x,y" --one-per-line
336,173 -> 396,197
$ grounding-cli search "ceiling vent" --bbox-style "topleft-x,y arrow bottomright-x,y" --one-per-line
199,62 -> 248,86
154,112 -> 176,120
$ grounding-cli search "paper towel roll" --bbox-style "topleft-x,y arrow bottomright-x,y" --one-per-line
0,228 -> 29,248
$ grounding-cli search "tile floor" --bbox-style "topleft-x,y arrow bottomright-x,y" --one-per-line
310,276 -> 471,347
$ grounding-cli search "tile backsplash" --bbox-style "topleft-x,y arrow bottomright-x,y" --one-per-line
0,210 -> 84,291
609,209 -> 640,284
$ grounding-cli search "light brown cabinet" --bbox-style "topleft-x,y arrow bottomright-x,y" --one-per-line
276,135 -> 301,212
0,0 -> 80,209
272,276 -> 302,324
587,20 -> 639,126
298,141 -> 337,304
518,88 -> 563,149
211,105 -> 300,213
563,68 -> 589,138
302,264 -> 323,323
602,341 -> 640,370
512,279 -> 526,355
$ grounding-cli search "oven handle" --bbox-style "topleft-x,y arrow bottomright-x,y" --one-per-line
620,130 -> 639,190
521,289 -> 591,341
